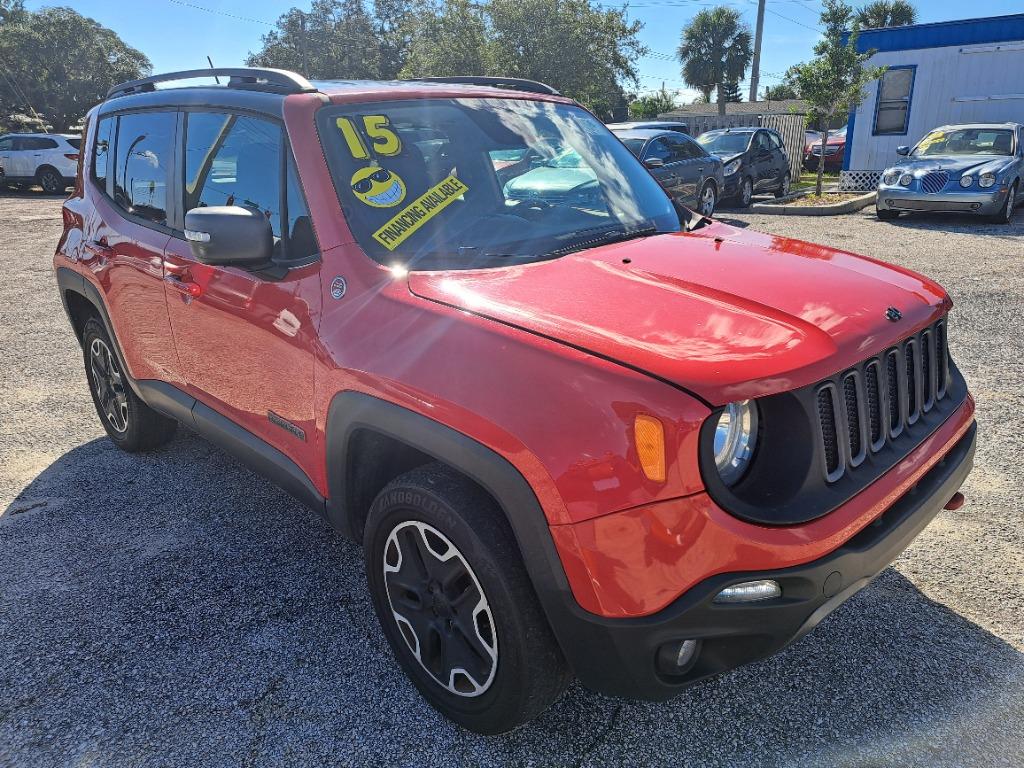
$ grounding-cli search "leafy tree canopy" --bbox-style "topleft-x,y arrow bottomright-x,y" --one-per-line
677,6 -> 752,115
628,87 -> 678,119
855,0 -> 917,29
0,6 -> 150,132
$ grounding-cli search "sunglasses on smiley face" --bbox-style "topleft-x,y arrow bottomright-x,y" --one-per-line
352,168 -> 393,194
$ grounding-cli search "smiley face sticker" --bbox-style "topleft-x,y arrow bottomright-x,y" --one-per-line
351,165 -> 407,208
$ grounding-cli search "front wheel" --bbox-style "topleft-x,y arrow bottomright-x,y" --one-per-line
737,177 -> 753,208
991,181 -> 1017,224
697,181 -> 717,217
364,463 -> 569,734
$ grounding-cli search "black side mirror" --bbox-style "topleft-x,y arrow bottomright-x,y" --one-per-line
184,206 -> 273,267
644,157 -> 665,169
896,145 -> 910,156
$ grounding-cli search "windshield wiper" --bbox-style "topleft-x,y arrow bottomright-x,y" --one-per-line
549,226 -> 661,257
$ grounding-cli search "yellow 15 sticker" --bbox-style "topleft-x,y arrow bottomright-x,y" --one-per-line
336,115 -> 402,159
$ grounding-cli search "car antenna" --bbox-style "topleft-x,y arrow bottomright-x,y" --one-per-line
206,56 -> 220,85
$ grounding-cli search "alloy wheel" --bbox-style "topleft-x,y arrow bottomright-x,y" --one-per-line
39,170 -> 61,194
89,338 -> 129,433
700,184 -> 716,216
1005,184 -> 1017,222
383,521 -> 498,697
741,178 -> 752,206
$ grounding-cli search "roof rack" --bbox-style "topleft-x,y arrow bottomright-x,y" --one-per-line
409,76 -> 560,96
106,68 -> 317,99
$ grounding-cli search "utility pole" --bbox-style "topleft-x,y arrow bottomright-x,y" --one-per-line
749,0 -> 766,102
297,11 -> 309,76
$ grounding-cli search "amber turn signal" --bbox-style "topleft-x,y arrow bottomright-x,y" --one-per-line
634,414 -> 666,483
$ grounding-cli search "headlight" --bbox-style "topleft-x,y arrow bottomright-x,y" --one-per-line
960,175 -> 973,188
899,173 -> 913,187
882,171 -> 899,186
979,173 -> 997,188
713,400 -> 758,486
724,159 -> 741,176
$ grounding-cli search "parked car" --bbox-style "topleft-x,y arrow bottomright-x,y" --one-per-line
696,127 -> 791,206
804,125 -> 846,172
606,120 -> 689,135
610,127 -> 724,216
54,68 -> 976,734
0,132 -> 79,193
876,122 -> 1023,223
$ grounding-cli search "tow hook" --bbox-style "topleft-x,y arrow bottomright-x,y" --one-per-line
943,492 -> 966,511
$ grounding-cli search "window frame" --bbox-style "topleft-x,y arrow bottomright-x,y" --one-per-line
872,65 -> 916,137
178,106 -> 319,269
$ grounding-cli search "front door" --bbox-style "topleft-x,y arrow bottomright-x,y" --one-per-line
162,110 -> 322,472
0,136 -> 14,181
643,138 -> 683,202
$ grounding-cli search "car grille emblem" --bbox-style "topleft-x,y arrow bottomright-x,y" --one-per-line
886,306 -> 902,322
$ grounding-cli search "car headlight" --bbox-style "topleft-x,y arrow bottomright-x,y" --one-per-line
724,159 -> 741,176
713,400 -> 758,486
960,175 -> 973,188
882,171 -> 899,186
899,173 -> 913,187
979,173 -> 997,188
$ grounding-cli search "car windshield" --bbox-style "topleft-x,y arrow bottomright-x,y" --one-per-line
617,137 -> 646,157
913,128 -> 1015,157
696,131 -> 751,154
829,126 -> 847,139
318,98 -> 679,269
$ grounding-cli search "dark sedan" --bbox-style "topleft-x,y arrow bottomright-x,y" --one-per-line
611,128 -> 724,216
696,127 -> 791,207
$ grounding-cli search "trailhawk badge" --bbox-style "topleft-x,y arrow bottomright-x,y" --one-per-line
331,276 -> 348,300
886,306 -> 902,322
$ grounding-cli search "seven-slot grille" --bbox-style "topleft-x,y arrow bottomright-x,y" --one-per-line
816,318 -> 949,482
921,171 -> 949,194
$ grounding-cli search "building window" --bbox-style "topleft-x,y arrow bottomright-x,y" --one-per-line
873,66 -> 915,136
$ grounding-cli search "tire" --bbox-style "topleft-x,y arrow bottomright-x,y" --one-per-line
774,172 -> 791,199
36,166 -> 64,194
697,181 -> 717,217
991,181 -> 1017,224
364,463 -> 569,734
737,176 -> 753,208
81,317 -> 177,452
876,207 -> 900,220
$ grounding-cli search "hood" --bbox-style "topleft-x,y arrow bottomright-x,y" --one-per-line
407,221 -> 950,405
709,151 -> 742,162
895,155 -> 1013,176
504,167 -> 597,197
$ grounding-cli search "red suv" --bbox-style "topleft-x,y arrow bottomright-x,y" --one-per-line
54,69 -> 976,734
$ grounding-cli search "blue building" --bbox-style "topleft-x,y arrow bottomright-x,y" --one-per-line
844,13 -> 1024,187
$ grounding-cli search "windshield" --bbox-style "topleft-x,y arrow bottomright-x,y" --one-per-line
829,126 -> 847,139
913,128 -> 1015,157
318,98 -> 679,269
696,131 -> 751,154
617,137 -> 645,157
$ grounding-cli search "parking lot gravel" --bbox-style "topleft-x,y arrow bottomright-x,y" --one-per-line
2,191 -> 1023,767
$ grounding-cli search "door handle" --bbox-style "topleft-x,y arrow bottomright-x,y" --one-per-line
83,241 -> 113,262
164,274 -> 203,298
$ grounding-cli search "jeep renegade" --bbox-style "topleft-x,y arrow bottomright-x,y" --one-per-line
53,69 -> 976,734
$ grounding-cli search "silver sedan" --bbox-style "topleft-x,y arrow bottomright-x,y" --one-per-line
876,122 -> 1023,224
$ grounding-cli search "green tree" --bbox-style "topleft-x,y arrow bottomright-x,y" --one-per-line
628,87 -> 678,119
721,79 -> 742,103
246,0 -> 381,79
374,0 -> 424,79
762,83 -> 798,100
400,0 -> 489,79
854,0 -> 917,29
791,0 -> 885,195
0,0 -> 26,24
487,0 -> 646,119
0,7 -> 150,132
677,6 -> 752,116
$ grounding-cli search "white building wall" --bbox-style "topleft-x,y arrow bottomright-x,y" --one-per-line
849,41 -> 1024,171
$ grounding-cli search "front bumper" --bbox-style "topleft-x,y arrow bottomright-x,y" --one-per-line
554,421 -> 975,700
722,173 -> 741,197
877,185 -> 1009,215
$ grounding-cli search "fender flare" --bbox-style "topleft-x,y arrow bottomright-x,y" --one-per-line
324,391 -> 583,654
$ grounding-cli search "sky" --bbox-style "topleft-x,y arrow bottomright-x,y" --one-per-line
29,0 -> 1024,103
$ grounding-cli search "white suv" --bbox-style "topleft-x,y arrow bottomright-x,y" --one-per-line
0,133 -> 79,193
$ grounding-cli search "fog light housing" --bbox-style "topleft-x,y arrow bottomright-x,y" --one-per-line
657,638 -> 700,675
714,579 -> 781,603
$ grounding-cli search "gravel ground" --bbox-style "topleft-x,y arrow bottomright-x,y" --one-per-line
2,191 -> 1023,767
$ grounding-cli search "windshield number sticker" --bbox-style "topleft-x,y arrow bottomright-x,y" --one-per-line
373,175 -> 469,250
336,116 -> 402,159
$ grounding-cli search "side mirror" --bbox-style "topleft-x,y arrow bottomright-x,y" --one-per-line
184,206 -> 273,267
896,145 -> 910,156
644,157 -> 665,169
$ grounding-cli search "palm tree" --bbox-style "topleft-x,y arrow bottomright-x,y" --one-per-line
855,0 -> 917,29
677,7 -> 753,116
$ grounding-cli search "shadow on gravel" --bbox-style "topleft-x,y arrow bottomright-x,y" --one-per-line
2,432 -> 1022,767
0,185 -> 68,199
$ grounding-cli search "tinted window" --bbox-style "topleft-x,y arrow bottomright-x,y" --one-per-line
92,117 -> 114,188
0,137 -> 12,152
645,138 -> 672,162
113,111 -> 175,225
755,132 -> 772,151
618,137 -> 645,157
66,138 -> 81,150
678,135 -> 706,159
24,137 -> 58,150
184,112 -> 282,238
768,132 -> 783,149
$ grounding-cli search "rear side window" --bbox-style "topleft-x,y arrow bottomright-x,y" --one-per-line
22,137 -> 58,150
66,138 -> 81,150
184,111 -> 317,263
92,117 -> 114,187
112,111 -> 176,225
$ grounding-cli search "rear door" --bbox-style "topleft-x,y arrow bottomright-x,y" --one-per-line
162,110 -> 322,471
767,131 -> 788,184
750,131 -> 776,191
